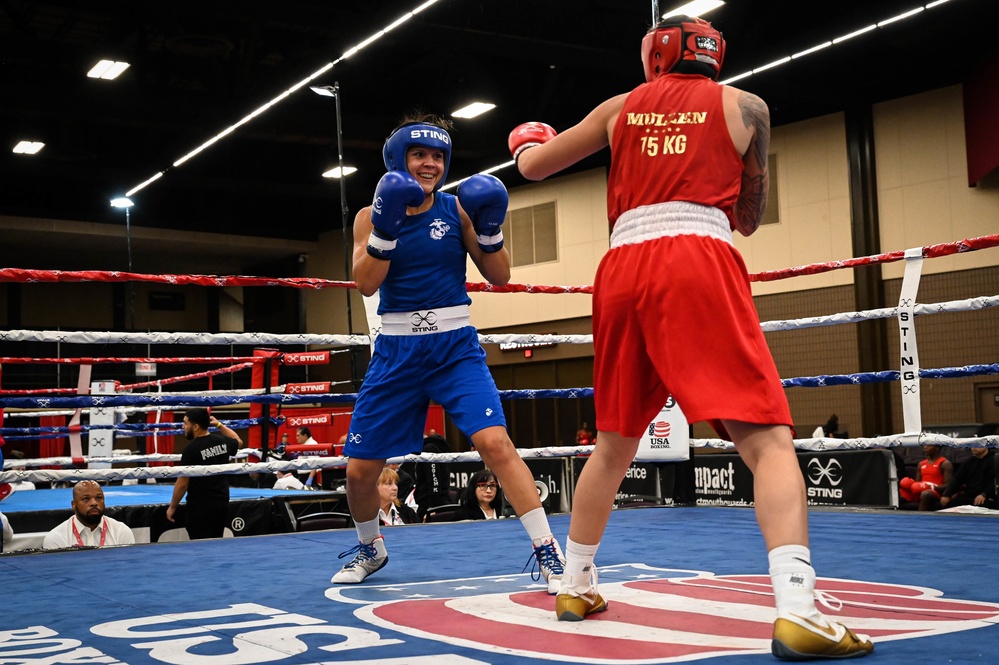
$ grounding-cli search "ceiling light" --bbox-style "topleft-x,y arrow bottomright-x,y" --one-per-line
452,102 -> 496,119
832,25 -> 877,44
121,0 -> 444,197
109,197 -> 135,208
87,60 -> 130,80
792,42 -> 833,59
12,141 -> 44,155
322,166 -> 357,178
878,7 -> 924,27
661,0 -> 724,20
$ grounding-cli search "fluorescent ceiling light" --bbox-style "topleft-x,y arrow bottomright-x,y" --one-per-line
753,56 -> 791,74
661,0 -> 724,20
12,141 -> 44,154
878,7 -> 924,27
124,0 -> 444,196
832,25 -> 877,44
322,166 -> 357,178
452,102 -> 496,119
109,197 -> 135,208
87,60 -> 130,80
792,42 -> 833,59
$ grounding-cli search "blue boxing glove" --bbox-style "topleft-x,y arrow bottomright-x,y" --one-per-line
367,171 -> 425,260
457,174 -> 508,253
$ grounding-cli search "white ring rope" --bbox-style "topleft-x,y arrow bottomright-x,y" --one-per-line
5,435 -> 998,483
3,293 -> 995,348
760,295 -> 999,332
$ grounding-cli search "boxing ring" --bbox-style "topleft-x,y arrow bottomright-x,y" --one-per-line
2,234 -> 999,663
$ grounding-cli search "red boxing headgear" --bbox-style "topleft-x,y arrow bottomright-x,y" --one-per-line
641,15 -> 726,82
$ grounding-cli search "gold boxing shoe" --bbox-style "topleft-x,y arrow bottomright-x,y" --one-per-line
555,566 -> 608,622
772,613 -> 874,660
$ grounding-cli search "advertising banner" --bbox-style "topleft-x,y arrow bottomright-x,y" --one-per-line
691,450 -> 897,507
635,396 -> 689,462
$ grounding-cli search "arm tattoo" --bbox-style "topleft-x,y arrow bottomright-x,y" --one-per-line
735,91 -> 771,236
739,92 -> 770,171
737,172 -> 767,235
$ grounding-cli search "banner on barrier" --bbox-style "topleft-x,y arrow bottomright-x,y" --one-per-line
692,450 -> 896,507
283,350 -> 330,365
635,396 -> 689,462
286,381 -> 332,394
445,458 -> 569,515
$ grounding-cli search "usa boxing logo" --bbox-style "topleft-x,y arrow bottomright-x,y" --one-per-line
650,421 -> 671,437
330,563 -> 999,663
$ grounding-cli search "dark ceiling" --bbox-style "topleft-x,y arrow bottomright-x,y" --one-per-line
0,0 -> 994,275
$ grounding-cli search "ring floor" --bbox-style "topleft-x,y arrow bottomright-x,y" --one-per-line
2,506 -> 997,664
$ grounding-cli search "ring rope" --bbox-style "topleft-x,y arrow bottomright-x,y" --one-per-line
0,356 -> 265,365
5,435 -> 999,484
3,361 -> 997,410
0,417 -> 273,438
2,291 -> 994,349
0,363 -> 260,395
119,362 -> 255,391
760,295 -> 999,333
0,234 -> 993,294
750,233 -> 999,283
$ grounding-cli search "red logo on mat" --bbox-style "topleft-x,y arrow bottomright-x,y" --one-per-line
350,569 -> 999,663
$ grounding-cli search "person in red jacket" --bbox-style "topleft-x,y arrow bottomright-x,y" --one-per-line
509,15 -> 871,660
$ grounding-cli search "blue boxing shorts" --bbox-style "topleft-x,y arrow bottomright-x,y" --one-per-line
344,324 -> 505,460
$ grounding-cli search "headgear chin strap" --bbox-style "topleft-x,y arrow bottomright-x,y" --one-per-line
382,122 -> 452,191
641,15 -> 726,82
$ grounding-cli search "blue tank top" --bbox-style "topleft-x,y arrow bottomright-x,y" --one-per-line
378,192 -> 472,313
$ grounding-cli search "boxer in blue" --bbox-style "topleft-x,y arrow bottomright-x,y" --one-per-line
331,114 -> 564,592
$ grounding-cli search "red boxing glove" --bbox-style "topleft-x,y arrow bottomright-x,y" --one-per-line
508,122 -> 557,161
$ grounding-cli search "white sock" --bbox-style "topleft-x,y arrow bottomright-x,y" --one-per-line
565,538 -> 599,581
769,544 -> 819,618
355,517 -> 381,545
519,507 -> 554,544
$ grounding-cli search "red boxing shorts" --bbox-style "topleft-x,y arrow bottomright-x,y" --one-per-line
593,206 -> 792,439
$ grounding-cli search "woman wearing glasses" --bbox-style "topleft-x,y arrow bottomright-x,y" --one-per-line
455,469 -> 505,521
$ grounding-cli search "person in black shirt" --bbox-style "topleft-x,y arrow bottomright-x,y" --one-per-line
167,408 -> 242,539
414,434 -> 452,521
939,446 -> 997,509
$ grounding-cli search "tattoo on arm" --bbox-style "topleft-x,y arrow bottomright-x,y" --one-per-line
739,92 -> 770,171
737,172 -> 767,235
735,91 -> 771,236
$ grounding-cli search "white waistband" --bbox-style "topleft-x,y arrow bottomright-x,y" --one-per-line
379,304 -> 470,335
610,202 -> 733,249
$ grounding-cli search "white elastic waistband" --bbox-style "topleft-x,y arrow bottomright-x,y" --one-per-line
610,202 -> 733,249
379,304 -> 470,335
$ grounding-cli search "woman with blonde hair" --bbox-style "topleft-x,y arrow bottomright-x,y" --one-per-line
377,467 -> 417,526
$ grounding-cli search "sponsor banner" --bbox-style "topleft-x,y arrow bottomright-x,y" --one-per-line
284,443 -> 334,457
635,396 -> 690,462
286,381 -> 331,394
693,450 -> 896,507
571,458 -> 662,503
282,350 -> 330,365
445,459 -> 568,514
526,458 -> 569,513
286,413 -> 331,427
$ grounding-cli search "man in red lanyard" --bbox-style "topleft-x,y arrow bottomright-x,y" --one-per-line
42,480 -> 135,549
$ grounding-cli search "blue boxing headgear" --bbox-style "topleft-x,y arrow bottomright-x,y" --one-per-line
382,122 -> 452,191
